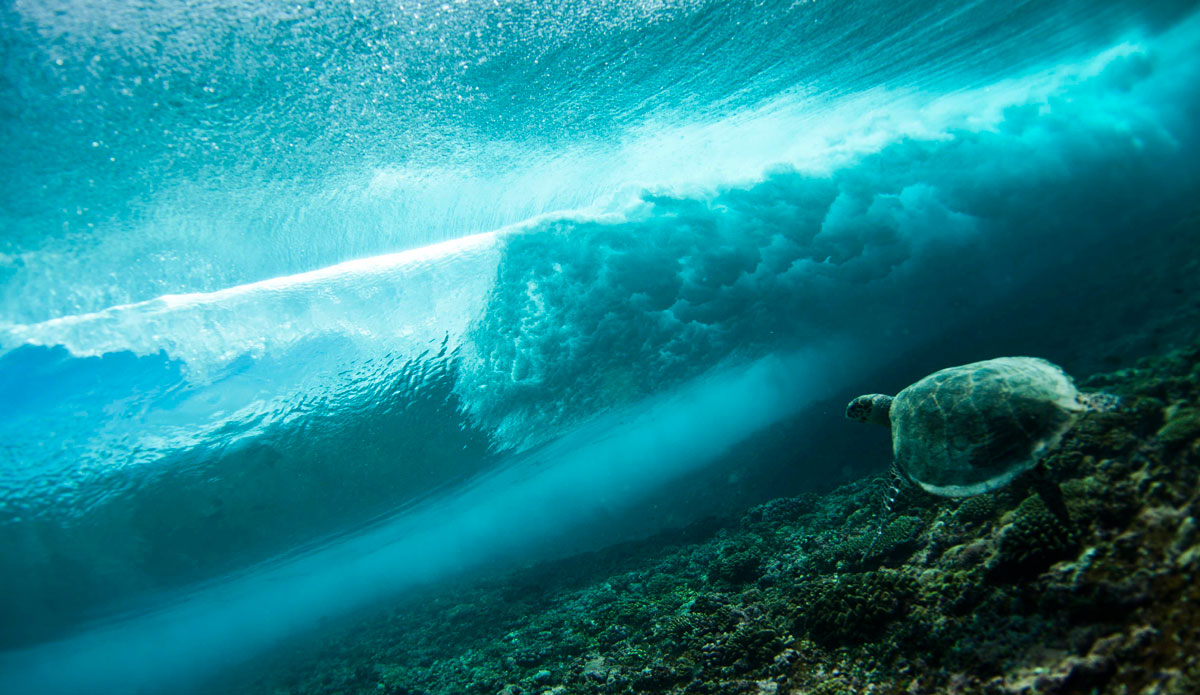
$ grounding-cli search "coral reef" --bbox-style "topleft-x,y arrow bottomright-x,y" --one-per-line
986,494 -> 1078,582
219,343 -> 1200,695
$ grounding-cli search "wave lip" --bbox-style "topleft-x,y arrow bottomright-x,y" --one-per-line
5,0 -> 1197,323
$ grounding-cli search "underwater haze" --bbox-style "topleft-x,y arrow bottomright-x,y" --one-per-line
2,0 -> 1200,693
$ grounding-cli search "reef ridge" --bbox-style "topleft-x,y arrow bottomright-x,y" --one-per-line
222,344 -> 1200,695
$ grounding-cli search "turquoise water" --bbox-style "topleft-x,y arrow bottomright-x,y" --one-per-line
2,0 -> 1199,692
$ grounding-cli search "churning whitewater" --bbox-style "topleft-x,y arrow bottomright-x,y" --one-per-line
2,0 -> 1200,693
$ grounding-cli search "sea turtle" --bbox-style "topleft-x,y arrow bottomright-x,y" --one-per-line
845,356 -> 1117,498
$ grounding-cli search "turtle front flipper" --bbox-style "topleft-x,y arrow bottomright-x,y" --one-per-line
861,461 -> 911,563
846,394 -> 894,426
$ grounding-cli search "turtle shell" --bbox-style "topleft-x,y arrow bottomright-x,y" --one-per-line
890,357 -> 1085,497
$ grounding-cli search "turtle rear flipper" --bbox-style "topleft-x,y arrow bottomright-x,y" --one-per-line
1078,391 -> 1121,412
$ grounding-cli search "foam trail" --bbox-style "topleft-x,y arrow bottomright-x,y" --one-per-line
0,345 -> 850,695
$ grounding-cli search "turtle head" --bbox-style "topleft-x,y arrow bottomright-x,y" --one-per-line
845,394 -> 893,426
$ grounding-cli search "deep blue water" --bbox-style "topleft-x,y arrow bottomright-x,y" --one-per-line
2,0 -> 1200,692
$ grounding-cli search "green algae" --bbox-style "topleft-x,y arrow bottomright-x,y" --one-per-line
1158,406 -> 1200,448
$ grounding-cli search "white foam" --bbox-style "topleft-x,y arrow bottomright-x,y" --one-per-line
0,231 -> 503,379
